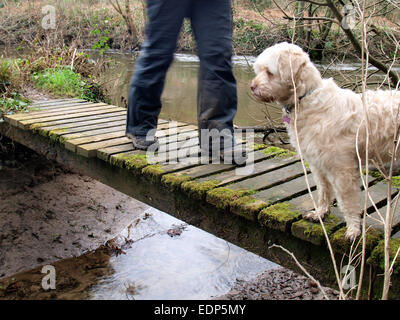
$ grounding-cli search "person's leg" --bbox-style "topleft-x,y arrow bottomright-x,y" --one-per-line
126,0 -> 190,140
189,0 -> 238,155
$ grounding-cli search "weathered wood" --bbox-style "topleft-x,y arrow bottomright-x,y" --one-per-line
253,173 -> 316,204
14,102 -> 103,118
18,106 -> 125,129
23,111 -> 127,129
197,155 -> 298,186
30,99 -> 85,107
228,161 -> 307,191
64,123 -> 195,152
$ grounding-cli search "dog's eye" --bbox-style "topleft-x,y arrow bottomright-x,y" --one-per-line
266,70 -> 274,77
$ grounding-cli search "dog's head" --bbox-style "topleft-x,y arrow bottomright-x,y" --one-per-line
251,42 -> 320,105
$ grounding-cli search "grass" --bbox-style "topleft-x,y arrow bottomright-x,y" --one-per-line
31,66 -> 102,102
32,67 -> 85,98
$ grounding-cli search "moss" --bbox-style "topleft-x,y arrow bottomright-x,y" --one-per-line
181,180 -> 220,200
161,173 -> 192,190
368,238 -> 400,274
230,196 -> 268,221
258,202 -> 302,232
252,143 -> 267,151
330,227 -> 382,255
142,164 -> 163,181
369,170 -> 400,189
110,153 -> 148,172
263,146 -> 296,158
206,187 -> 254,210
291,214 -> 341,246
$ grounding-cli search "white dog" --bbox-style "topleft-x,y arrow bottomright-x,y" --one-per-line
251,42 -> 400,240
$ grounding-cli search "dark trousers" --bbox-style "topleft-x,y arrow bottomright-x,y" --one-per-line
126,0 -> 237,151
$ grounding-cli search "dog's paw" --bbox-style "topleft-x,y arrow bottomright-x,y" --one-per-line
302,209 -> 328,222
345,226 -> 361,241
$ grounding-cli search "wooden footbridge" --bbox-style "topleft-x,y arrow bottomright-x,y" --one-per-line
2,98 -> 400,298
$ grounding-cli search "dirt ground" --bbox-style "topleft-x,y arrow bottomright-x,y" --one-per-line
0,137 -> 149,279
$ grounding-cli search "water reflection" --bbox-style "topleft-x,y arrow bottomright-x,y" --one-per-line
89,208 -> 277,300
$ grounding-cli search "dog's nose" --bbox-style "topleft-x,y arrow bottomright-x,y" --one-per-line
251,85 -> 256,92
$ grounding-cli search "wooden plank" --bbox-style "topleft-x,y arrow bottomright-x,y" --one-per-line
58,120 -> 127,137
30,99 -> 85,107
197,155 -> 298,186
65,124 -> 197,152
30,100 -> 88,110
39,116 -> 167,133
365,182 -> 399,232
63,121 -> 188,145
82,135 -> 199,158
227,162 -> 307,191
97,137 -> 200,161
8,103 -> 110,127
22,111 -> 127,129
18,106 -> 125,129
253,173 -> 316,204
13,102 -> 108,119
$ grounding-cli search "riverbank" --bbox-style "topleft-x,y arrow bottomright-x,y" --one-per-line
1,0 -> 398,59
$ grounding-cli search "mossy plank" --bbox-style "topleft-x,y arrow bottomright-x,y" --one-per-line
196,154 -> 298,186
19,106 -> 125,129
181,179 -> 221,200
291,214 -> 342,246
330,226 -> 382,255
10,102 -> 104,120
258,202 -> 302,232
252,173 -> 315,205
97,143 -> 133,161
26,112 -> 126,130
161,173 -> 193,190
227,161 -> 306,191
230,196 -> 268,221
206,187 -> 253,210
367,238 -> 400,274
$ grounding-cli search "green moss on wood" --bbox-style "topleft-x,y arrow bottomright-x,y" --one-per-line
142,164 -> 163,181
368,238 -> 400,273
206,187 -> 254,210
263,146 -> 296,158
230,196 -> 268,221
161,173 -> 192,190
258,202 -> 301,232
330,227 -> 382,255
110,153 -> 148,172
291,214 -> 341,246
369,170 -> 400,189
252,143 -> 267,151
181,180 -> 220,200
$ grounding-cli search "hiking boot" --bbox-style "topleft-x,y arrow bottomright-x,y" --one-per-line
127,133 -> 159,151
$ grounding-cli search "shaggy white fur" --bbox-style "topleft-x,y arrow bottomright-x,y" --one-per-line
251,42 -> 400,240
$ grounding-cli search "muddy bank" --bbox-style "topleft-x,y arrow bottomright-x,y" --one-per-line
215,268 -> 340,300
0,137 -> 149,278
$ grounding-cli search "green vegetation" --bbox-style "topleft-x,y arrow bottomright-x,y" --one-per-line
263,146 -> 297,158
32,67 -> 87,98
368,238 -> 400,274
258,202 -> 301,232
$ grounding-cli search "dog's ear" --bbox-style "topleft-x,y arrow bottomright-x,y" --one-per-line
277,50 -> 307,85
